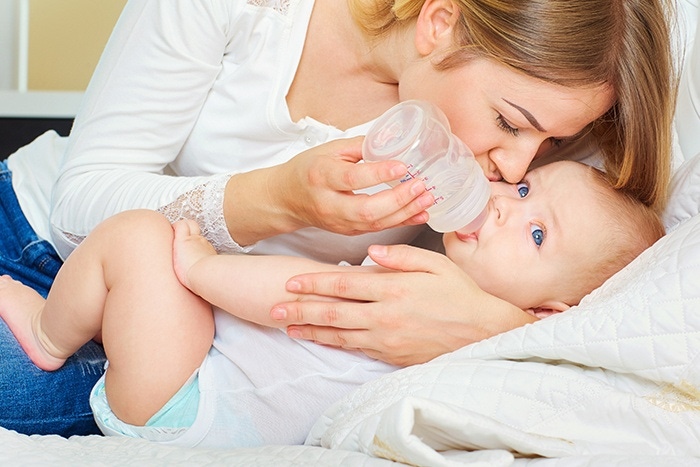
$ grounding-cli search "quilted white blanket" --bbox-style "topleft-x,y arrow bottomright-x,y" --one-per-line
306,157 -> 700,466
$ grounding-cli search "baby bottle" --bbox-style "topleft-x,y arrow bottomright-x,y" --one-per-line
363,100 -> 490,233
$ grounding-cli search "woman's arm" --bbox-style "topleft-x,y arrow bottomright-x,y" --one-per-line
223,138 -> 433,247
51,1 -> 236,255
270,244 -> 537,366
50,0 -> 433,259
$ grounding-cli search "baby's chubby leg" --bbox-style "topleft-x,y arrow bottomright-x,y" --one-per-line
0,210 -> 214,426
0,211 -> 180,373
96,211 -> 214,426
0,210 -> 135,371
0,210 -> 182,373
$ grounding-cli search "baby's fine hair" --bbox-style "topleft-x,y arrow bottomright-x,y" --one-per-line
350,0 -> 679,211
568,165 -> 665,305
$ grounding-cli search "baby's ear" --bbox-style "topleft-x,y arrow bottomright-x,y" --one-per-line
526,300 -> 570,319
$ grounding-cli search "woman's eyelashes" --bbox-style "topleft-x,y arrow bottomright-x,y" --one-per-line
515,182 -> 545,247
498,113 -> 566,148
496,114 -> 519,136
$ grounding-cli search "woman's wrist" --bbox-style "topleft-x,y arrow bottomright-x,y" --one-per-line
478,293 -> 538,339
223,167 -> 302,246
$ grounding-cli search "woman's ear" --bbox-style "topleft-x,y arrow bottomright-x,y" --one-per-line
414,0 -> 461,56
525,300 -> 571,319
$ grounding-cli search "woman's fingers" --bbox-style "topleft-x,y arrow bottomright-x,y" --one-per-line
272,243 -> 535,366
270,299 -> 372,330
270,137 -> 434,235
282,245 -> 452,301
355,180 -> 434,229
317,138 -> 437,228
366,243 -> 453,273
314,138 -> 405,190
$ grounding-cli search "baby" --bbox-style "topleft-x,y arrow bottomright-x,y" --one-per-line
0,160 -> 664,448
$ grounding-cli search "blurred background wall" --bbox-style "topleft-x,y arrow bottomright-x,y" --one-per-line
0,0 -> 125,92
26,0 -> 126,91
0,0 -> 126,155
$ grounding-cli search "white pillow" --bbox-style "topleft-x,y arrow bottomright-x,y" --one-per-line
663,150 -> 700,232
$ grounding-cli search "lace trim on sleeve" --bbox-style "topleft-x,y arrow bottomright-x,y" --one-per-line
157,174 -> 254,254
248,0 -> 291,15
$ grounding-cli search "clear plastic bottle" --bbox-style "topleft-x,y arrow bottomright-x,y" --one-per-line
363,100 -> 490,233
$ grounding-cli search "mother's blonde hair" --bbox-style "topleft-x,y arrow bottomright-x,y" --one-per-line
350,0 -> 679,211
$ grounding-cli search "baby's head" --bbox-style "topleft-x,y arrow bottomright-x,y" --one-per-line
442,160 -> 664,318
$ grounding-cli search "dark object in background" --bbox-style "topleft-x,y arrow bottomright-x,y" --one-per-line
0,118 -> 73,159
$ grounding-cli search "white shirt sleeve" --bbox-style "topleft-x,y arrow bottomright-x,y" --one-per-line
156,174 -> 254,254
50,0 -> 244,258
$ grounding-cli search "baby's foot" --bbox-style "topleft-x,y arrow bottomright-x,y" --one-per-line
0,275 -> 66,371
172,219 -> 217,291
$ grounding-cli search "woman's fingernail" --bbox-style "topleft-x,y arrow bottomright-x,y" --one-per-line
368,244 -> 388,258
419,192 -> 435,208
287,329 -> 302,339
286,280 -> 301,292
390,164 -> 407,179
410,181 -> 426,196
271,307 -> 287,320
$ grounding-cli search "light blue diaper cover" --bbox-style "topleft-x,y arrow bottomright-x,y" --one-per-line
89,367 -> 200,442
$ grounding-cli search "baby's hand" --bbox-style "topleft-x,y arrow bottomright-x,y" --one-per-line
172,219 -> 217,291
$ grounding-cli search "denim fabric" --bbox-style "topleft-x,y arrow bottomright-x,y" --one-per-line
0,162 -> 62,297
0,161 -> 106,436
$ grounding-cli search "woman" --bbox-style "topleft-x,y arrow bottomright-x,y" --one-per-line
0,0 -> 676,436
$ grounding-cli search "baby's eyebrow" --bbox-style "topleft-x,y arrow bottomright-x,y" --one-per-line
503,99 -> 546,132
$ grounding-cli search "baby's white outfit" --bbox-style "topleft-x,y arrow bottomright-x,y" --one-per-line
91,307 -> 397,448
91,256 -> 393,447
90,255 -> 391,447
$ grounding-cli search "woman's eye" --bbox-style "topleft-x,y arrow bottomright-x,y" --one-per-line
496,114 -> 519,136
516,182 -> 529,198
531,225 -> 545,247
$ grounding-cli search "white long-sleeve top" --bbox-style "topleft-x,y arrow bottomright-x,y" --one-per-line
6,1 -> 418,448
10,0 -> 421,263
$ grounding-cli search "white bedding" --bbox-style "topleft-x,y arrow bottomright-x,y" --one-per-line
2,153 -> 699,467
2,164 -> 699,467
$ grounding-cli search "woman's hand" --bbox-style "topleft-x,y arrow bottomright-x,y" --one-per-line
270,244 -> 537,366
224,137 -> 435,246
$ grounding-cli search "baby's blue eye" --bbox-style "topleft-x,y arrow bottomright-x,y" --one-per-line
517,182 -> 529,198
531,225 -> 544,247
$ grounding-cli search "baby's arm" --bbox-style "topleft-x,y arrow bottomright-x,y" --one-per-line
173,220 -> 377,328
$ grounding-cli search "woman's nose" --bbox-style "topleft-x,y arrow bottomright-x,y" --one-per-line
488,146 -> 537,183
482,156 -> 503,182
474,154 -> 501,181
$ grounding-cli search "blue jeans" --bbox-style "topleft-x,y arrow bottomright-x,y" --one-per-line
0,161 -> 106,436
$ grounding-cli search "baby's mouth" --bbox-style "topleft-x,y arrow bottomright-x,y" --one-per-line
455,230 -> 479,242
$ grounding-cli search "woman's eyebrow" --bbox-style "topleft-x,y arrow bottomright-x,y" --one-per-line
503,99 -> 546,132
